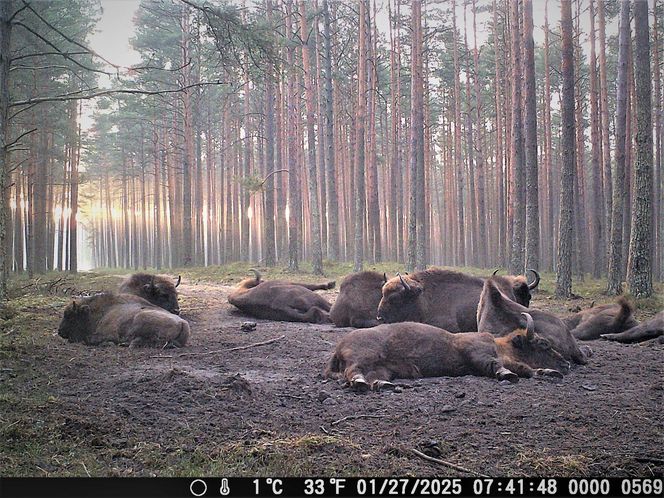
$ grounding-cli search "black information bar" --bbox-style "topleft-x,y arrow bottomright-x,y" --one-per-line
1,477 -> 663,498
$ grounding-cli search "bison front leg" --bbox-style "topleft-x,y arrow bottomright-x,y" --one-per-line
365,367 -> 397,391
342,364 -> 370,392
467,348 -> 519,383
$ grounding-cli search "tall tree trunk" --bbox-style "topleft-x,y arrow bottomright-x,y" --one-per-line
509,0 -> 526,275
555,0 -> 576,298
607,0 -> 630,295
523,0 -> 539,271
0,1 -> 11,296
452,0 -> 465,267
299,0 -> 323,275
353,0 -> 368,272
589,0 -> 605,279
627,0 -> 654,297
322,0 -> 339,262
286,0 -> 300,271
472,0 -> 487,268
598,0 -> 613,255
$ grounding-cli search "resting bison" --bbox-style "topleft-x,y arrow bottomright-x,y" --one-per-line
564,298 -> 637,340
227,270 -> 335,323
602,310 -> 664,343
376,268 -> 540,332
58,293 -> 190,348
325,313 -> 570,392
477,278 -> 587,364
330,271 -> 387,328
119,273 -> 182,314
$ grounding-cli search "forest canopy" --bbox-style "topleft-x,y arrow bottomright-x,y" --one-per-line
0,0 -> 661,300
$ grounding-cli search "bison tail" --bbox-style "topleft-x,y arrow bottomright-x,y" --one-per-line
326,281 -> 336,290
324,352 -> 343,379
615,297 -> 635,326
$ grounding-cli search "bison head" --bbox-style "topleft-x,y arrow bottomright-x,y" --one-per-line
142,276 -> 180,315
508,313 -> 571,375
376,273 -> 423,323
58,300 -> 93,343
492,268 -> 540,307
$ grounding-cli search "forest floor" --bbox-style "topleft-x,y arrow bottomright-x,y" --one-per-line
1,263 -> 663,477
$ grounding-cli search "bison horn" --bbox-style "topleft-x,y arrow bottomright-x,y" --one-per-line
521,312 -> 535,340
397,272 -> 411,292
174,275 -> 181,288
383,272 -> 388,284
527,269 -> 541,290
249,268 -> 261,282
492,268 -> 501,276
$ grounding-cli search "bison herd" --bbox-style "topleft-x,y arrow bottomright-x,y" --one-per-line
57,268 -> 664,391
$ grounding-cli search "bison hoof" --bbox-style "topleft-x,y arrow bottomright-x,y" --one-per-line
371,380 -> 396,391
580,345 -> 593,358
536,368 -> 564,379
496,367 -> 519,383
350,375 -> 370,392
600,334 -> 617,341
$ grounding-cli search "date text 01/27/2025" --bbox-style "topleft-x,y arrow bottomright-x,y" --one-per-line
243,477 -> 664,497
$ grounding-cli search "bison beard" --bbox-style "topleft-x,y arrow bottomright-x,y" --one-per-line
325,313 -> 570,392
477,278 -> 588,365
228,270 -> 334,323
376,268 -> 540,332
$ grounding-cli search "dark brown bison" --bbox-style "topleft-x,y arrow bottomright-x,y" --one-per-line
477,278 -> 587,364
58,293 -> 190,348
602,310 -> 664,343
119,273 -> 182,315
227,270 -> 335,323
325,313 -> 570,392
563,298 -> 637,340
330,271 -> 387,328
376,268 -> 540,332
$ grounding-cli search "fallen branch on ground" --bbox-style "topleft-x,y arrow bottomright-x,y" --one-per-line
151,334 -> 286,358
331,414 -> 384,426
410,448 -> 489,478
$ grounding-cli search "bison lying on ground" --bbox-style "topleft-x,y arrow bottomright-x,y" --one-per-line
376,268 -> 540,332
58,293 -> 190,348
119,273 -> 182,314
477,278 -> 587,364
601,310 -> 664,343
325,313 -> 570,392
330,271 -> 387,328
228,270 -> 335,323
564,298 -> 637,340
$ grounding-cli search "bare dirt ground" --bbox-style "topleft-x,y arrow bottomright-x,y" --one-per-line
1,278 -> 663,477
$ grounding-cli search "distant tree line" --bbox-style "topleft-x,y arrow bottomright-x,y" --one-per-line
0,0 -> 661,300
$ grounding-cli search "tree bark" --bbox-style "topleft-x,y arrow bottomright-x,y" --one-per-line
523,0 -> 539,271
607,0 -> 630,295
555,0 -> 576,298
627,0 -> 653,297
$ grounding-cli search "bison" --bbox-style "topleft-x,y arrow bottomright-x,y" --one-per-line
376,268 -> 540,332
119,273 -> 182,315
329,271 -> 387,328
563,298 -> 637,340
227,269 -> 335,323
601,310 -> 664,343
477,278 -> 587,364
325,313 -> 570,392
58,293 -> 190,348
